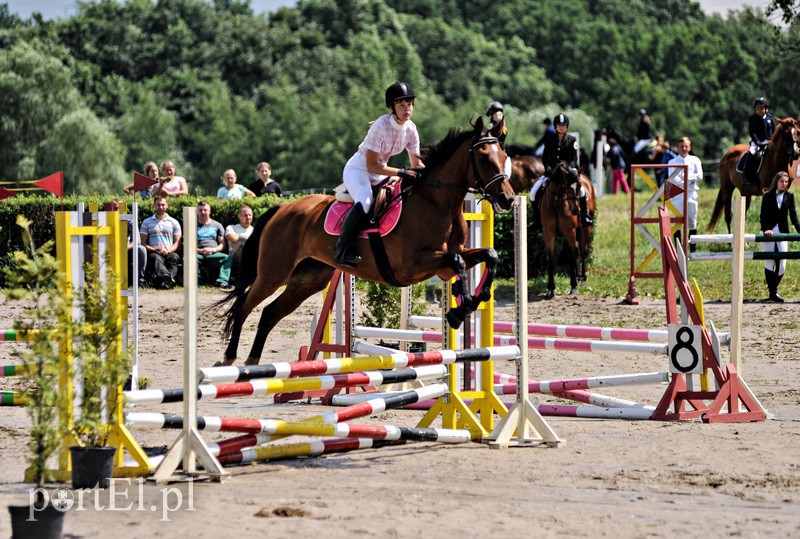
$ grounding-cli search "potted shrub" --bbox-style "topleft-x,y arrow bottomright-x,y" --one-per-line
5,216 -> 70,538
68,251 -> 131,489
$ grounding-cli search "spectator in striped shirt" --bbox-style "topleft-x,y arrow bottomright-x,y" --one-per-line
140,195 -> 182,289
335,81 -> 424,267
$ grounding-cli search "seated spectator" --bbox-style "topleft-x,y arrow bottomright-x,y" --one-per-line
218,205 -> 254,288
217,169 -> 256,199
196,201 -> 229,287
140,195 -> 182,289
128,216 -> 147,287
152,160 -> 189,197
123,161 -> 158,199
248,162 -> 282,196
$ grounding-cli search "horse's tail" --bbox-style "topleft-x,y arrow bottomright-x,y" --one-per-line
706,187 -> 726,232
216,204 -> 284,339
706,153 -> 734,232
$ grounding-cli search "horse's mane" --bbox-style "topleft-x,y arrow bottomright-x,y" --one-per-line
770,118 -> 791,144
419,128 -> 473,169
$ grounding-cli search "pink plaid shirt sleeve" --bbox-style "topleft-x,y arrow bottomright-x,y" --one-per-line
359,115 -> 420,165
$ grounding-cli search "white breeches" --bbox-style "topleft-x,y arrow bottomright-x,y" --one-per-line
763,225 -> 788,275
633,138 -> 652,154
529,176 -> 547,202
343,154 -> 384,212
671,192 -> 699,230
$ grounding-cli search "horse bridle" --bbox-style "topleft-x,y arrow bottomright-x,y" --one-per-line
467,135 -> 510,205
552,165 -> 581,215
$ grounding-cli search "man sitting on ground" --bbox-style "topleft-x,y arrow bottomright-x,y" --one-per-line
140,195 -> 182,289
196,201 -> 229,287
218,205 -> 254,288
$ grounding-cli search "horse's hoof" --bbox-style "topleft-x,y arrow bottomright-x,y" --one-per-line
544,290 -> 555,300
569,288 -> 579,297
244,357 -> 261,366
213,359 -> 236,368
446,310 -> 464,329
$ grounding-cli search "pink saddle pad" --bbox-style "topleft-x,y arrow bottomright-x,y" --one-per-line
324,183 -> 403,238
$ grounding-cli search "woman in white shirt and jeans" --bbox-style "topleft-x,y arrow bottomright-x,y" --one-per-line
334,81 -> 424,267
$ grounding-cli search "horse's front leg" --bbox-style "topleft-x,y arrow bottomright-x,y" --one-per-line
563,227 -> 580,296
441,252 -> 473,329
460,247 -> 498,309
544,230 -> 557,299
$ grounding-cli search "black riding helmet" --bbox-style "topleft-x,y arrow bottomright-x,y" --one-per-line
553,113 -> 570,127
385,82 -> 416,108
486,101 -> 504,115
754,97 -> 769,108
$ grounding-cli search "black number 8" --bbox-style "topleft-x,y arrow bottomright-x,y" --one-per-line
671,326 -> 699,373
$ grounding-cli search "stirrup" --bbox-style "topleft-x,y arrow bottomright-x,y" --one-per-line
334,247 -> 362,268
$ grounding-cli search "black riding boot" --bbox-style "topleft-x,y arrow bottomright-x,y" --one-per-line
766,269 -> 784,303
689,229 -> 697,253
333,202 -> 366,268
531,197 -> 542,232
579,196 -> 593,227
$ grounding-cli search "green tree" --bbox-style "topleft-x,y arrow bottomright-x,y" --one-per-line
0,41 -> 83,180
36,108 -> 127,194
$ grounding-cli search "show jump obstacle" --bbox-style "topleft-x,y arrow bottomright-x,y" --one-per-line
3,206 -> 152,482
626,164 -> 688,304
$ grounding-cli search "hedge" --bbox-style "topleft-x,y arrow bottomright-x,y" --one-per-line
0,194 -> 591,288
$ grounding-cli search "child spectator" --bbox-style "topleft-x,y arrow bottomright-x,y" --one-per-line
217,169 -> 255,199
123,161 -> 158,199
152,160 -> 189,196
248,162 -> 283,196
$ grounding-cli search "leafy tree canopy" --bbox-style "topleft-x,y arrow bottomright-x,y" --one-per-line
0,0 -> 796,193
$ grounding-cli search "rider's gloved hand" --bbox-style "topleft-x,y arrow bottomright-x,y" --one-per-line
397,167 -> 421,181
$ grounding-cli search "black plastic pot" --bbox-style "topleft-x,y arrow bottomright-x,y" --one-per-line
70,446 -> 117,489
8,503 -> 65,539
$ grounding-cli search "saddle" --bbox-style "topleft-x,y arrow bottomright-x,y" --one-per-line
736,148 -> 765,184
324,180 -> 403,238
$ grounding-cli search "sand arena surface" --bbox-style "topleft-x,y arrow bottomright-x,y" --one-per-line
1,288 -> 799,537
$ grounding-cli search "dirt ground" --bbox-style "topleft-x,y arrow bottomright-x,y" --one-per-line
1,287 -> 799,538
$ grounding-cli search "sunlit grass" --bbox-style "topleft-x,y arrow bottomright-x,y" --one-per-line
501,181 -> 800,300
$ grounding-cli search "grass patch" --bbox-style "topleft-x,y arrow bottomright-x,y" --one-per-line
514,186 -> 797,300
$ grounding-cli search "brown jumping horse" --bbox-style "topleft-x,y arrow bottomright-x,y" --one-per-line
217,118 -> 515,365
708,116 -> 800,232
509,155 -> 544,194
541,163 -> 596,299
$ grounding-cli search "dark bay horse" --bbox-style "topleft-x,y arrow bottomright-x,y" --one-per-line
509,155 -> 544,193
217,118 -> 515,365
541,164 -> 596,299
707,116 -> 800,232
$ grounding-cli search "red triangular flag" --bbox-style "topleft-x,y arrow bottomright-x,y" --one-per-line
133,172 -> 158,193
32,171 -> 63,198
664,183 -> 685,201
0,187 -> 15,200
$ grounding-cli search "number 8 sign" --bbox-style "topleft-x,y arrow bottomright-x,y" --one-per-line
668,324 -> 704,374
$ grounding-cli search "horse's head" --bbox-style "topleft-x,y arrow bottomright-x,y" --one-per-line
550,162 -> 582,216
468,116 -> 515,212
772,117 -> 800,159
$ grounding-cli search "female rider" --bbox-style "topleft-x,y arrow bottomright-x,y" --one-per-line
334,82 -> 423,267
529,113 -> 592,228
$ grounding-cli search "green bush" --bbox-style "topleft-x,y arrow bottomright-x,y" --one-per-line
0,193 -> 293,288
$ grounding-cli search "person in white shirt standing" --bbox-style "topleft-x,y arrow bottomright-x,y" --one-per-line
335,81 -> 424,268
668,137 -> 703,251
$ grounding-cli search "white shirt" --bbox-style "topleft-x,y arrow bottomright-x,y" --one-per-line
668,154 -> 703,197
225,224 -> 253,256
